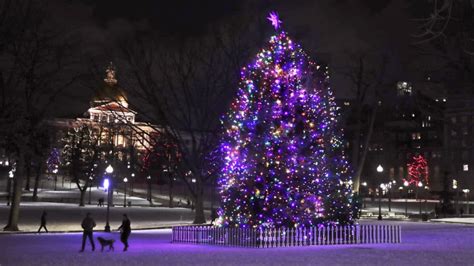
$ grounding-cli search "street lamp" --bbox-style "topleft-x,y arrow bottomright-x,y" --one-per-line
88,176 -> 93,205
130,173 -> 135,196
106,165 -> 114,174
387,181 -> 395,212
417,181 -> 423,215
361,182 -> 368,208
404,180 -> 409,217
123,177 -> 128,207
463,189 -> 470,215
377,165 -> 384,220
147,175 -> 152,204
52,168 -> 58,191
104,164 -> 113,232
378,183 -> 386,220
377,165 -> 384,173
453,179 -> 459,215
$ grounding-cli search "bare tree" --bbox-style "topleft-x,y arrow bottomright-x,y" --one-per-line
113,20 -> 255,223
411,0 -> 474,83
337,52 -> 388,193
0,0 -> 78,231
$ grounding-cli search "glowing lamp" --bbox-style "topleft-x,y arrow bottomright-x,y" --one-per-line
106,165 -> 114,174
376,165 -> 383,173
103,178 -> 110,190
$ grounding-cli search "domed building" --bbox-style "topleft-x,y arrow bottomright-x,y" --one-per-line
51,63 -> 158,152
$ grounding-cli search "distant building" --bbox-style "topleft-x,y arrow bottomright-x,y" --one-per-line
49,63 -> 160,162
444,93 -> 474,191
340,81 -> 445,193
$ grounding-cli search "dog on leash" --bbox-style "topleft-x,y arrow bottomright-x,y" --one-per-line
97,237 -> 115,252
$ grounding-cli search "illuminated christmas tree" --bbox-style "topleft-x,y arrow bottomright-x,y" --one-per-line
406,154 -> 429,186
217,12 -> 354,228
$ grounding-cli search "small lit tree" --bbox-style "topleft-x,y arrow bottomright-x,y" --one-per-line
406,154 -> 429,186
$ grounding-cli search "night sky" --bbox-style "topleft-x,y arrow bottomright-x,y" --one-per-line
47,0 -> 419,116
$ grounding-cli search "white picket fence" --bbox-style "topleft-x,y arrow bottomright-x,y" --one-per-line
172,224 -> 401,248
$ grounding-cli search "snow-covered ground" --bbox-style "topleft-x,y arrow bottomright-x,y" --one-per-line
0,202 -> 209,232
431,217 -> 474,224
0,221 -> 473,266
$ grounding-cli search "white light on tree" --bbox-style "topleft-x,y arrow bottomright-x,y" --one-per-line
463,189 -> 470,194
453,179 -> 458,189
123,177 -> 128,183
404,180 -> 409,187
463,164 -> 469,171
417,181 -> 423,187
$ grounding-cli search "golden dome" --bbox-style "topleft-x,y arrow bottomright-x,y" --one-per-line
91,62 -> 128,107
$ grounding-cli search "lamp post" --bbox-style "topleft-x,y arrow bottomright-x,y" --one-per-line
377,165 -> 384,220
453,179 -> 459,215
123,177 -> 128,207
104,164 -> 113,232
388,181 -> 396,212
6,170 -> 14,206
404,180 -> 409,217
417,181 -> 423,215
53,168 -> 58,191
463,189 -> 470,215
361,182 -> 368,209
378,183 -> 385,220
130,173 -> 135,197
147,175 -> 152,204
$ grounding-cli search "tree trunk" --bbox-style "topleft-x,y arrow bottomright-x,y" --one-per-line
32,163 -> 42,201
353,104 -> 378,192
24,160 -> 31,191
4,152 -> 25,231
193,178 -> 206,224
168,176 -> 174,208
351,105 -> 362,193
79,188 -> 86,207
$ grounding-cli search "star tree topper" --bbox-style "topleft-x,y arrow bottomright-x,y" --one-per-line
267,11 -> 282,30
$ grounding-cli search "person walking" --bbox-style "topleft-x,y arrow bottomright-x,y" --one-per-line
80,213 -> 96,252
37,211 -> 48,233
117,214 -> 131,251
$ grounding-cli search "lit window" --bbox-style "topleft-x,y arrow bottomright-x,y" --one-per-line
463,164 -> 469,172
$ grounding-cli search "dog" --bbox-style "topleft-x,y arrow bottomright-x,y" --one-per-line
97,237 -> 115,252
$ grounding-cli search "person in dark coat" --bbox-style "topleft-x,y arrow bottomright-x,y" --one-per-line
80,213 -> 96,252
117,214 -> 131,251
37,211 -> 48,233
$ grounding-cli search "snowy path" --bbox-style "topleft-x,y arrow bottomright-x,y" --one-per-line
0,221 -> 473,266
